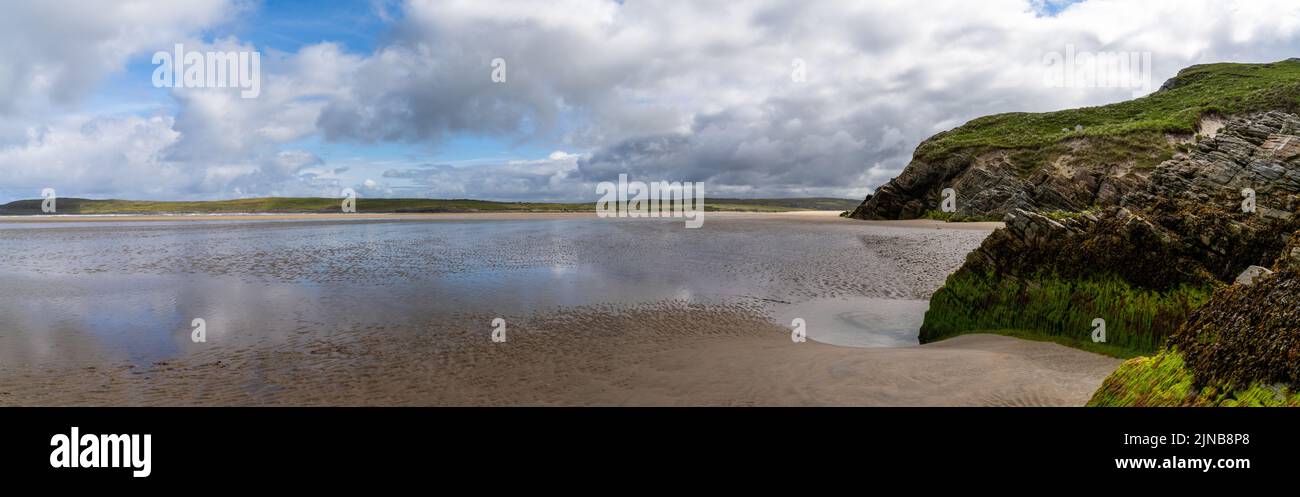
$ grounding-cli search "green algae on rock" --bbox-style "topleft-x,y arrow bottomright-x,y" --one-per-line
922,271 -> 1212,356
1088,349 -> 1300,407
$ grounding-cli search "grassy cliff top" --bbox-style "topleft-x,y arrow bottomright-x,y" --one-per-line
914,59 -> 1300,162
0,196 -> 860,215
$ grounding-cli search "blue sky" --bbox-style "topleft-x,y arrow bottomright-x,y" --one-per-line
2,0 -> 1299,203
1031,0 -> 1086,17
81,0 -> 556,199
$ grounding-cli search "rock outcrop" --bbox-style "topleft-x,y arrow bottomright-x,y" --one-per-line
920,111 -> 1300,355
850,59 -> 1300,221
849,137 -> 1157,220
1089,229 -> 1300,406
883,59 -> 1300,404
1169,266 -> 1300,389
969,111 -> 1300,285
1234,265 -> 1273,285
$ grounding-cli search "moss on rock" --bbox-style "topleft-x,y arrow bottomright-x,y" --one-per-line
1088,350 -> 1300,407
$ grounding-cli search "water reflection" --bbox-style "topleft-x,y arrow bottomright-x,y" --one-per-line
0,217 -> 983,366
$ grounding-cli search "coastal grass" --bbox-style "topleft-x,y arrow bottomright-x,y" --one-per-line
0,197 -> 860,215
920,209 -> 1003,222
914,60 -> 1300,164
1040,209 -> 1097,221
920,271 -> 1215,356
1088,349 -> 1300,407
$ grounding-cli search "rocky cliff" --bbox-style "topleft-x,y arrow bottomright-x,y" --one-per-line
850,60 -> 1300,220
921,110 -> 1299,348
883,61 -> 1300,406
849,134 -> 1160,220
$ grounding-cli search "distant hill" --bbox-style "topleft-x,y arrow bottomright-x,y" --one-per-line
0,197 -> 860,215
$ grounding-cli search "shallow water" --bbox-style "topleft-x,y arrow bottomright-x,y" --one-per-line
773,297 -> 930,347
0,216 -> 991,367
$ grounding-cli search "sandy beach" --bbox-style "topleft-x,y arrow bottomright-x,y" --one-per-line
0,212 -> 1120,406
1,300 -> 1118,406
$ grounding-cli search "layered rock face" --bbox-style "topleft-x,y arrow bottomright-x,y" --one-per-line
849,137 -> 1155,220
920,112 -> 1300,354
967,112 -> 1300,285
851,59 -> 1300,222
879,60 -> 1300,402
1128,111 -> 1300,279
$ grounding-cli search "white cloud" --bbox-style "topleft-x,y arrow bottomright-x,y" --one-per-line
3,0 -> 1300,202
0,0 -> 236,118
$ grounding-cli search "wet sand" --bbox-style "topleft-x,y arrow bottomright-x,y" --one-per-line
0,212 -> 1120,406
1,301 -> 1118,406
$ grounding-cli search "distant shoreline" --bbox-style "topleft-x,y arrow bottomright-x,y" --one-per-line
0,211 -> 597,223
0,196 -> 863,216
0,210 -> 1005,230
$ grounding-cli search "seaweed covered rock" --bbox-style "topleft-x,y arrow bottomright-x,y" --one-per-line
969,207 -> 1213,289
1276,230 -> 1300,272
1088,349 -> 1300,407
1091,232 -> 1300,405
1168,269 -> 1300,388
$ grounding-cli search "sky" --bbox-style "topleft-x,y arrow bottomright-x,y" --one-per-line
1,0 -> 1299,203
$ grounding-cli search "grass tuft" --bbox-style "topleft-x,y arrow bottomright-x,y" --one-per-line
920,210 -> 1002,222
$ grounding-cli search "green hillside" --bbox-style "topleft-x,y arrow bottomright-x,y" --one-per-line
915,59 -> 1300,163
